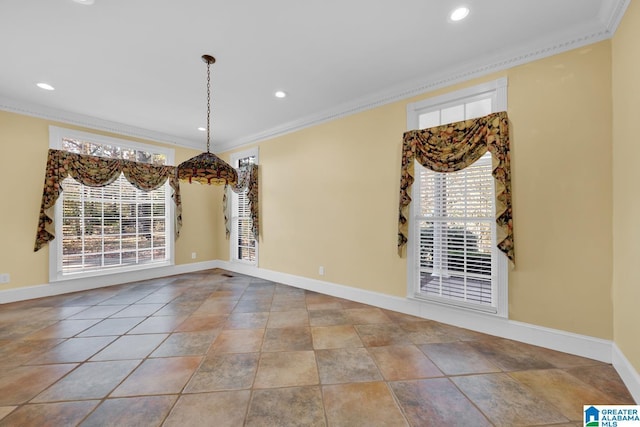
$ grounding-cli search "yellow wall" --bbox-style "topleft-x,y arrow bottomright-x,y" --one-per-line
220,41 -> 614,339
612,0 -> 640,373
258,104 -> 407,294
507,43 -> 613,339
0,111 -> 220,291
175,181 -> 221,266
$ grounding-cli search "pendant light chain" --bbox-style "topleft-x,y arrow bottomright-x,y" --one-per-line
177,54 -> 238,186
206,59 -> 212,153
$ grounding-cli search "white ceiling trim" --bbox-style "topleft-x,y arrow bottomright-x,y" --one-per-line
218,30 -> 607,151
1,0 -> 629,154
0,95 -> 202,150
218,0 -> 629,152
599,0 -> 631,31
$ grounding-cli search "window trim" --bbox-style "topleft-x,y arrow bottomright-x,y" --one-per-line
407,78 -> 507,129
405,78 -> 508,317
229,147 -> 259,265
48,126 -> 175,282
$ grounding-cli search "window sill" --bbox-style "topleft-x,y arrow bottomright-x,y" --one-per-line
230,259 -> 257,267
51,260 -> 174,284
409,292 -> 503,317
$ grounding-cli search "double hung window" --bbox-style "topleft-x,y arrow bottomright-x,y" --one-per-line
230,148 -> 258,264
49,127 -> 174,281
406,79 -> 508,315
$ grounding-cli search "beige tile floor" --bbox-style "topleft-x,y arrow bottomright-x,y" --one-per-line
0,269 -> 634,426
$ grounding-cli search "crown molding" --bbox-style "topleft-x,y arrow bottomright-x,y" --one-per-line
1,0 -> 630,154
0,95 -> 203,150
599,0 -> 631,33
217,0 -> 630,152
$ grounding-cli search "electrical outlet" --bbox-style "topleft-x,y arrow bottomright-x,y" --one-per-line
318,266 -> 325,276
0,273 -> 10,284
191,252 -> 197,259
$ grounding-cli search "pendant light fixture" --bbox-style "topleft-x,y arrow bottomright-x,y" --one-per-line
177,55 -> 237,185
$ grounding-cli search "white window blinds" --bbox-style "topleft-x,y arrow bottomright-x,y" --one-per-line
417,152 -> 494,305
53,134 -> 172,277
61,174 -> 168,273
233,154 -> 257,263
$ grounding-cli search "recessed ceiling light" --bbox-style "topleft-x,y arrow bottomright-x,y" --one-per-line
450,6 -> 470,21
274,90 -> 287,99
73,0 -> 95,5
197,127 -> 206,132
36,82 -> 55,91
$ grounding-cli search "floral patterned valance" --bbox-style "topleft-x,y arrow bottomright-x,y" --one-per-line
398,111 -> 514,264
34,149 -> 182,251
223,164 -> 260,240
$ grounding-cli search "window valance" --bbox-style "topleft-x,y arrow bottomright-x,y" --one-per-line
34,149 -> 182,251
223,164 -> 260,240
398,111 -> 514,264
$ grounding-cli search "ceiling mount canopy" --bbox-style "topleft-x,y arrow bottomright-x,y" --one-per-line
177,54 -> 237,185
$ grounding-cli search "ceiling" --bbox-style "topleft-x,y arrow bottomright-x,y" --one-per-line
0,0 -> 628,152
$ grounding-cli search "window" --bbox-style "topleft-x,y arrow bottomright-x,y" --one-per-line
406,78 -> 508,316
230,148 -> 258,264
49,127 -> 174,281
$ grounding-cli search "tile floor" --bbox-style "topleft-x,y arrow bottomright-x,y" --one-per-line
0,269 -> 635,426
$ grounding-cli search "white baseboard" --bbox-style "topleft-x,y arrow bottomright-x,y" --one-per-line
613,344 -> 640,403
219,261 -> 612,360
0,261 -> 218,304
219,261 -> 640,403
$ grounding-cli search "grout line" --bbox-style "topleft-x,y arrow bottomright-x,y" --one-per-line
0,270 -> 634,425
